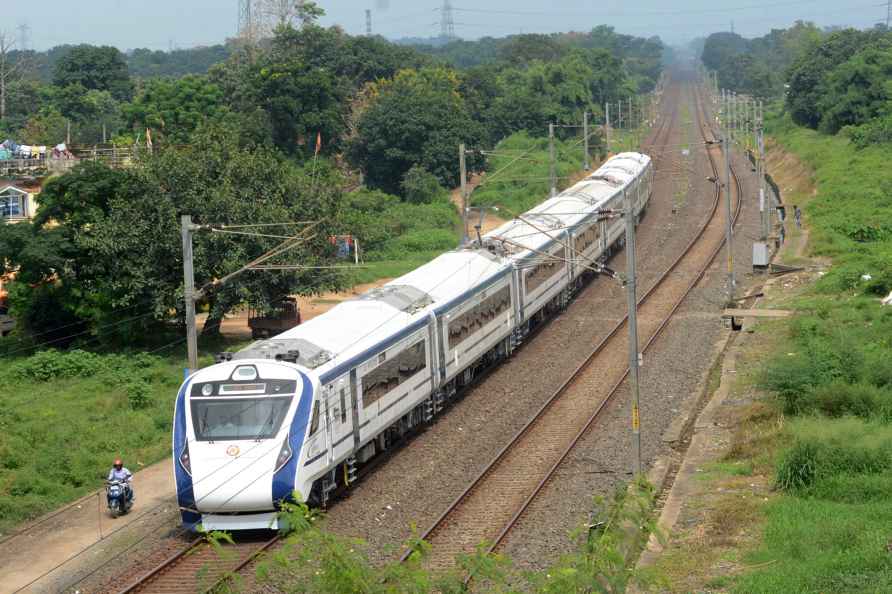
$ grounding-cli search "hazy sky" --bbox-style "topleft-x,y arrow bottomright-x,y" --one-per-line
3,0 -> 887,52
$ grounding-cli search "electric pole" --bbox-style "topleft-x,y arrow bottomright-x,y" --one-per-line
459,143 -> 469,243
549,122 -> 557,197
723,130 -> 735,303
583,111 -> 590,170
623,188 -> 642,477
758,100 -> 768,241
181,215 -> 200,373
605,102 -> 611,157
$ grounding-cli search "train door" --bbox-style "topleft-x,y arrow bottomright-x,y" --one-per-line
323,387 -> 335,466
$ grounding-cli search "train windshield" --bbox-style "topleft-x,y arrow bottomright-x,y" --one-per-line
190,396 -> 293,441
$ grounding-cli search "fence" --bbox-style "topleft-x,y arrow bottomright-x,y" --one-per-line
0,146 -> 138,178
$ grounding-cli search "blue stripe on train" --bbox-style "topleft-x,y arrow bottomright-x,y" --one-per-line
271,371 -> 314,504
173,381 -> 201,528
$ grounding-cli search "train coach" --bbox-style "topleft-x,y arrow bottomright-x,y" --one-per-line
172,152 -> 653,530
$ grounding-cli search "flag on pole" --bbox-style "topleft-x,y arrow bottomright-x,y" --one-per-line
314,132 -> 322,156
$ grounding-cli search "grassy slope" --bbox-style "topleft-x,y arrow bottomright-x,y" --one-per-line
471,131 -> 595,215
727,117 -> 892,592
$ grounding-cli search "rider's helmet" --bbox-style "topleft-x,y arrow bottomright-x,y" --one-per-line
114,458 -> 123,470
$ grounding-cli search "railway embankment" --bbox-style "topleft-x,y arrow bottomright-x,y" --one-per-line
637,119 -> 892,592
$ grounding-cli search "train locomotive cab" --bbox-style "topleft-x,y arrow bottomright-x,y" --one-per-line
173,360 -> 315,531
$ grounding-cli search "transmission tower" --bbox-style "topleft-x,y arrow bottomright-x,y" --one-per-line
366,9 -> 372,35
887,0 -> 891,28
17,23 -> 30,51
440,0 -> 456,40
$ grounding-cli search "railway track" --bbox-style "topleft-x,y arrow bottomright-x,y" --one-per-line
403,79 -> 744,573
116,533 -> 279,594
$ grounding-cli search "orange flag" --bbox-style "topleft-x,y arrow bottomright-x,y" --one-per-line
314,132 -> 322,156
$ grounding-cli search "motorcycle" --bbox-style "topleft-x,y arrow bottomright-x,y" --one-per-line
106,480 -> 133,517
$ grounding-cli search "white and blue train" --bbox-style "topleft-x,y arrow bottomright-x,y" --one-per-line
173,152 -> 653,530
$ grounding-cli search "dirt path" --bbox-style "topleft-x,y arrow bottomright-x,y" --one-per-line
0,462 -> 176,593
451,173 -> 508,235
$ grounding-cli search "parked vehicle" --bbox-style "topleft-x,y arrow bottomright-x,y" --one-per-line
248,297 -> 301,339
106,480 -> 133,517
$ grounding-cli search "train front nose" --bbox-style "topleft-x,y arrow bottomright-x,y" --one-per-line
191,441 -> 281,512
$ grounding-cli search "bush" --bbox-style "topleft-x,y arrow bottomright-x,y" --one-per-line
401,165 -> 449,204
10,349 -> 104,382
126,380 -> 152,409
775,418 -> 892,492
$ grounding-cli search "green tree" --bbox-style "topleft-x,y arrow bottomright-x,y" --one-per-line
348,67 -> 482,195
124,75 -> 229,143
52,45 -> 133,101
786,29 -> 877,129
817,44 -> 892,134
498,33 -> 566,65
19,106 -> 68,146
8,126 -> 344,341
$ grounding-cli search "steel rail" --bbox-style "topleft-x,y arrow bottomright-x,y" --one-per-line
116,534 -> 279,594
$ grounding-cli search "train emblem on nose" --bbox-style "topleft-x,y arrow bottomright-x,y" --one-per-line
226,445 -> 240,457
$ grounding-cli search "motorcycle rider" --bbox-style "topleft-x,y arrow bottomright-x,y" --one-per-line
108,458 -> 134,504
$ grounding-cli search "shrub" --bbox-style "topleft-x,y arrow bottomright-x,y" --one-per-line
126,380 -> 152,409
11,349 -> 104,382
401,165 -> 449,204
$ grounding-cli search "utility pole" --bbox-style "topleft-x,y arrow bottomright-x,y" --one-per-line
628,96 -> 634,147
758,100 -> 768,241
549,123 -> 556,197
583,111 -> 590,170
605,102 -> 611,157
623,188 -> 642,477
618,100 -> 622,134
181,215 -> 200,373
887,0 -> 891,28
723,131 -> 735,303
459,143 -> 469,243
365,9 -> 372,35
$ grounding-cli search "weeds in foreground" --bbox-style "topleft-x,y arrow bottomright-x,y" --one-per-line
204,479 -> 661,593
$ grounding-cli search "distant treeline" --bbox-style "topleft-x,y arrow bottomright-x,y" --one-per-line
701,23 -> 892,146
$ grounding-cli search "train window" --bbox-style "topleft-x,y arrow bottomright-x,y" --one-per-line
339,388 -> 347,423
574,223 -> 600,255
447,285 -> 511,350
361,340 -> 427,409
525,247 -> 566,295
309,400 -> 320,436
190,396 -> 292,441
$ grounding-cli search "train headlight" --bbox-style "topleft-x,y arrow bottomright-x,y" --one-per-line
179,442 -> 192,476
274,438 -> 293,473
201,384 -> 214,396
